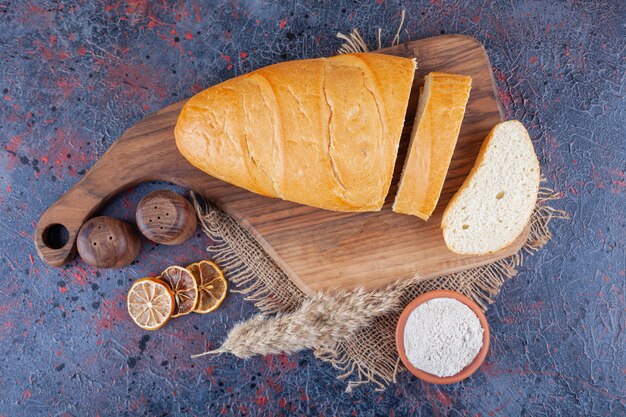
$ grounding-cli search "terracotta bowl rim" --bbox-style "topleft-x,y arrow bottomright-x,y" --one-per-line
395,289 -> 490,384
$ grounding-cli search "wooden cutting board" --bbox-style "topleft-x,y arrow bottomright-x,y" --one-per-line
35,35 -> 525,295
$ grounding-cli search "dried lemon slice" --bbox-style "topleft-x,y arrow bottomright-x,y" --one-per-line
127,278 -> 174,331
160,266 -> 198,317
186,260 -> 228,314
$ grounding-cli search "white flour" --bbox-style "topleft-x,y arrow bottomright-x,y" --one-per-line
403,298 -> 484,377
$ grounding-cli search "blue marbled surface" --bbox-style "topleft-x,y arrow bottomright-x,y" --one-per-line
0,1 -> 624,415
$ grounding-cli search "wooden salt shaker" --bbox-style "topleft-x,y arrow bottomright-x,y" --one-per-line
135,190 -> 197,245
77,216 -> 141,268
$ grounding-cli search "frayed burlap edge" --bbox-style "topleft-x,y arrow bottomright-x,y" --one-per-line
191,194 -> 306,315
193,188 -> 566,391
336,10 -> 407,53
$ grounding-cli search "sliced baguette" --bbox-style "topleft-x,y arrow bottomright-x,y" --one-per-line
392,72 -> 472,220
175,53 -> 416,212
441,120 -> 540,255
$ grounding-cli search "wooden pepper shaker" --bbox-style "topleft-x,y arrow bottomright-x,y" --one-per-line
135,190 -> 197,245
77,216 -> 141,268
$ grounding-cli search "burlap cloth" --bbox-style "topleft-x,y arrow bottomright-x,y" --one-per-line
192,27 -> 566,392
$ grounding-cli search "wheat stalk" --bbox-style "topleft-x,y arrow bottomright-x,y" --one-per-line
192,278 -> 417,359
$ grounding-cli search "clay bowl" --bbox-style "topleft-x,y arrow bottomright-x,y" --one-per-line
395,290 -> 490,384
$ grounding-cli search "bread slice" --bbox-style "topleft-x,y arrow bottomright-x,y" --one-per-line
441,120 -> 540,255
392,72 -> 472,220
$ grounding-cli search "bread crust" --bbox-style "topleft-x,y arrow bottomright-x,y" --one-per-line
441,120 -> 540,255
393,72 -> 472,219
175,53 -> 416,212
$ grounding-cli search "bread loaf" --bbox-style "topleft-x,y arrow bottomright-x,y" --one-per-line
175,53 -> 416,211
441,120 -> 540,255
392,72 -> 472,220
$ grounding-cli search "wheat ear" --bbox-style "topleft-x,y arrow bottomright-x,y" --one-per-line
192,278 -> 417,359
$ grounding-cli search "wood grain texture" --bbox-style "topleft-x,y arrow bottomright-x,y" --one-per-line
136,190 -> 197,245
76,216 -> 141,268
34,35 -> 526,294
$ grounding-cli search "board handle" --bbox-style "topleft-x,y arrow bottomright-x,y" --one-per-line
34,138 -> 147,266
34,101 -> 189,267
